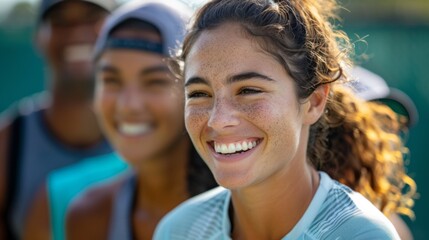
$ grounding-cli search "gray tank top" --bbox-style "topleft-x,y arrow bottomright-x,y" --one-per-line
10,108 -> 112,238
108,174 -> 136,240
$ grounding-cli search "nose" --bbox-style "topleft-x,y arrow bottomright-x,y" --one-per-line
68,23 -> 98,43
118,86 -> 143,115
207,97 -> 240,131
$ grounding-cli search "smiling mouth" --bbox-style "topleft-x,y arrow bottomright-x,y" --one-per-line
119,123 -> 151,136
211,139 -> 261,155
64,44 -> 93,62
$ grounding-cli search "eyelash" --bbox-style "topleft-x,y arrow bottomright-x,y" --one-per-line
238,87 -> 263,95
187,87 -> 263,99
187,91 -> 210,99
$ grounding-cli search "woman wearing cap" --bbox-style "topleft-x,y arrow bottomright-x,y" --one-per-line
154,0 -> 414,239
26,1 -> 217,240
65,1 -> 218,239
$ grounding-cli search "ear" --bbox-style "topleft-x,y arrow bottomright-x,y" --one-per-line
303,84 -> 330,125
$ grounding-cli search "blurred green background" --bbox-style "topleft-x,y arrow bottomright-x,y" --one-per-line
340,1 -> 428,239
0,0 -> 427,239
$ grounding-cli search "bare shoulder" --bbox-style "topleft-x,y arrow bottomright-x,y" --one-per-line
66,179 -> 124,240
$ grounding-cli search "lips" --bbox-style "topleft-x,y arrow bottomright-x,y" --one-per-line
119,123 -> 151,136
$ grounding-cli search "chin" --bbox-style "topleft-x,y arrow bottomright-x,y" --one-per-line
213,172 -> 253,190
118,152 -> 145,166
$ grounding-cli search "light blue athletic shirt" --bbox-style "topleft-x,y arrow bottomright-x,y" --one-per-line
154,172 -> 400,240
10,108 -> 113,238
47,152 -> 129,240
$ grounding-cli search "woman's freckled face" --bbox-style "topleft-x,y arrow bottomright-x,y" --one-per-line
183,22 -> 310,189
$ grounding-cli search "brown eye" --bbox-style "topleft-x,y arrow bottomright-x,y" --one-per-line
187,91 -> 210,99
101,76 -> 121,87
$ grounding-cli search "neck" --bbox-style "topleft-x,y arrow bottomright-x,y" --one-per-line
131,137 -> 191,240
134,136 -> 191,212
231,127 -> 319,240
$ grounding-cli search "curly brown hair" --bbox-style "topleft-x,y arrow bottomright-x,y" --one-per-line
312,85 -> 416,218
172,0 -> 416,217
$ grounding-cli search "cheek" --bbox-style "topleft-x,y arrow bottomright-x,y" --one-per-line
46,34 -> 63,54
185,107 -> 208,138
152,89 -> 185,117
94,89 -> 116,120
269,110 -> 302,152
162,101 -> 185,128
240,101 -> 279,130
243,100 -> 299,142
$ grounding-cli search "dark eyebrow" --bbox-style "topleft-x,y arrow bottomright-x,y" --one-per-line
227,72 -> 275,84
185,77 -> 209,87
184,71 -> 274,88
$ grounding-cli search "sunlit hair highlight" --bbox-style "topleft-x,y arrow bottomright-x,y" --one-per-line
313,85 -> 416,218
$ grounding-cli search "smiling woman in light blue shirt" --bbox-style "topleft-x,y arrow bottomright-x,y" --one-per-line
154,0 -> 404,239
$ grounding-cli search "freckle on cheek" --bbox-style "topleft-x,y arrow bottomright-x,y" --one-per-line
242,103 -> 292,142
240,103 -> 271,127
185,110 -> 207,132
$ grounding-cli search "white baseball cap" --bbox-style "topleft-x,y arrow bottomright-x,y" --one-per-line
347,66 -> 419,128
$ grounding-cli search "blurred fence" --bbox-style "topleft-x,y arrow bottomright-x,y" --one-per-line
0,26 -> 44,112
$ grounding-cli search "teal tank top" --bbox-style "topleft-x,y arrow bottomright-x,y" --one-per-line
47,153 -> 128,240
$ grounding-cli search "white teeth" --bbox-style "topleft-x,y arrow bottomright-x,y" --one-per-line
228,143 -> 235,153
65,44 -> 93,62
221,144 -> 228,153
242,142 -> 248,151
214,140 -> 258,155
119,123 -> 150,136
235,143 -> 242,151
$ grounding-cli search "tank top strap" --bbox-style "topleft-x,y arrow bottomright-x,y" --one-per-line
108,173 -> 137,240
